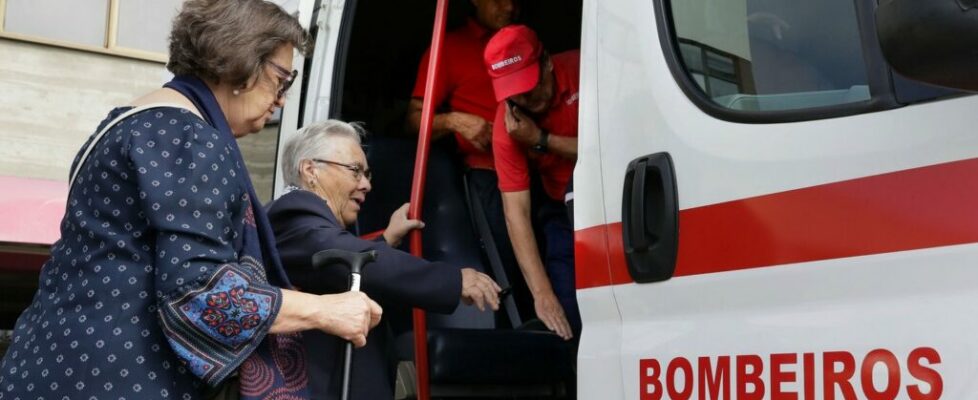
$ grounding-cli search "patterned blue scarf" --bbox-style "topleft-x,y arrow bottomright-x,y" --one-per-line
164,75 -> 292,288
164,75 -> 309,399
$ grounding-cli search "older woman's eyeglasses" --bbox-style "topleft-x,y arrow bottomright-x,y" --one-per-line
267,61 -> 298,99
313,159 -> 372,181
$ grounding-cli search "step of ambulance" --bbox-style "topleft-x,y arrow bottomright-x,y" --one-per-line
394,328 -> 574,389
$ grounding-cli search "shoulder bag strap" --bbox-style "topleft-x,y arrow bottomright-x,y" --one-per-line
69,102 -> 194,188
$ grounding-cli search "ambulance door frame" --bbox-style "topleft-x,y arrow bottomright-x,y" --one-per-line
273,0 -> 353,199
296,1 -> 448,398
408,2 -> 451,400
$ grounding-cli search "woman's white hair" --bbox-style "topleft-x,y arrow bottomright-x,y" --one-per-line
281,119 -> 365,189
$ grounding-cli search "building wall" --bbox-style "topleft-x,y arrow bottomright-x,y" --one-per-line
0,38 -> 279,203
0,39 -> 165,181
243,125 -> 280,203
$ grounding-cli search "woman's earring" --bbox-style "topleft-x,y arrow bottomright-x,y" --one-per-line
232,89 -> 240,96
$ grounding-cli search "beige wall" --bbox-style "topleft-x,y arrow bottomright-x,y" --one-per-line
243,125 -> 279,203
0,38 -> 278,202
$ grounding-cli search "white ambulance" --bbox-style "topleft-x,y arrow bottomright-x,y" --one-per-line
278,0 -> 977,399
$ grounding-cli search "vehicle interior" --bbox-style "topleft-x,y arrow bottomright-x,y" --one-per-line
315,0 -> 583,397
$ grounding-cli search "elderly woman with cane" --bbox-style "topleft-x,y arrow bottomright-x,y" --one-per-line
266,120 -> 502,400
0,1 -> 381,399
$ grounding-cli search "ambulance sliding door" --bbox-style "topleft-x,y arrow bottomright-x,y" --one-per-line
573,0 -> 626,398
594,0 -> 978,398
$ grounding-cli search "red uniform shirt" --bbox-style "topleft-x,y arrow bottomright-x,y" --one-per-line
413,19 -> 497,170
492,50 -> 580,201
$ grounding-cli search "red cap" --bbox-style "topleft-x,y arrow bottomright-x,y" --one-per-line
484,25 -> 543,102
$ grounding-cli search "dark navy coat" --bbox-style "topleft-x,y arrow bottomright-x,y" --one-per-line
267,189 -> 462,400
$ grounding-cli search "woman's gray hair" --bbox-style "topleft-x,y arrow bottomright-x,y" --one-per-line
281,120 -> 366,189
167,0 -> 310,87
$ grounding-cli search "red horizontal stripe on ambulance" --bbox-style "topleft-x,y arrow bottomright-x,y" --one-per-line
576,157 -> 978,289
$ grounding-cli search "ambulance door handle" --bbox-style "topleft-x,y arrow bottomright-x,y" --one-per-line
622,152 -> 679,283
628,161 -> 651,249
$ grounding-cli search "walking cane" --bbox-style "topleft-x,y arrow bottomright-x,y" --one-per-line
311,249 -> 378,400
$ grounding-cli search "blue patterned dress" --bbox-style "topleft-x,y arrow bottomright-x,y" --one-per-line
0,106 -> 303,399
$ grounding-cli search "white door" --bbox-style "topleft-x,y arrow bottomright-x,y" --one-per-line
574,1 -> 627,399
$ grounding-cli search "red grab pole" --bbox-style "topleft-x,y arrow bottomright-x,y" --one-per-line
410,1 -> 449,399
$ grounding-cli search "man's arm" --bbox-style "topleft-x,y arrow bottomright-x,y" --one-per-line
503,106 -> 576,159
406,98 -> 492,151
406,98 -> 456,140
501,190 -> 574,340
540,134 -> 577,159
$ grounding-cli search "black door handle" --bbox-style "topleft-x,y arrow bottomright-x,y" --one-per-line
622,152 -> 679,283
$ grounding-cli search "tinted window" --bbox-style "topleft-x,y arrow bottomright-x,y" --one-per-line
670,0 -> 871,112
5,0 -> 109,47
117,0 -> 183,54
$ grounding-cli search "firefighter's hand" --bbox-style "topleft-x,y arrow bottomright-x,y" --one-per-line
317,292 -> 383,348
535,291 -> 573,340
460,268 -> 502,311
448,112 -> 492,152
383,203 -> 424,247
504,105 -> 542,147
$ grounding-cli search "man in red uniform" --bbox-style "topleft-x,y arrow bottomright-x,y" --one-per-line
407,0 -> 538,323
407,0 -> 517,165
484,25 -> 581,340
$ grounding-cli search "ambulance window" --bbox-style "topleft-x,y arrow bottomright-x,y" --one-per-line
666,0 -> 872,113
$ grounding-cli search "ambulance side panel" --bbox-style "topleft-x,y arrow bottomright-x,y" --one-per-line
578,0 -> 978,398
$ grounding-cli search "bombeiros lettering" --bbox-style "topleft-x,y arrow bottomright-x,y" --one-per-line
639,347 -> 942,400
490,55 -> 522,71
